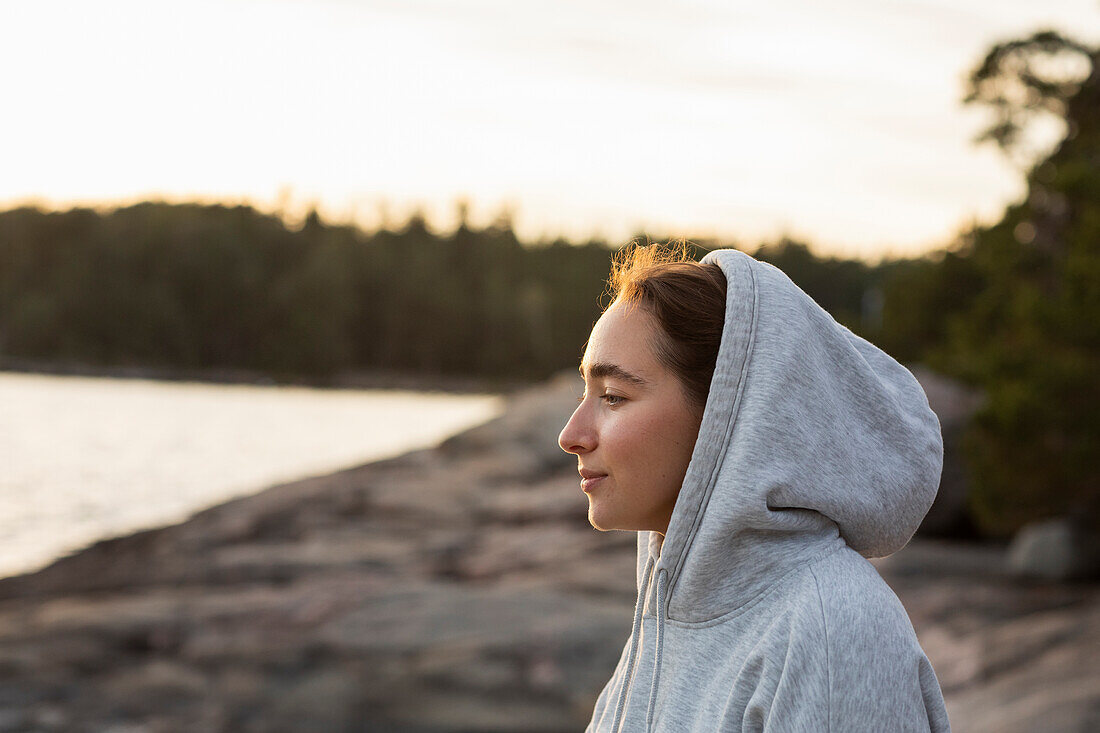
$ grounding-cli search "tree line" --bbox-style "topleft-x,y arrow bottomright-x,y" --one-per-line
0,202 -> 886,384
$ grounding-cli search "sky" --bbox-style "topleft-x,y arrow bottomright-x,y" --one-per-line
3,0 -> 1100,260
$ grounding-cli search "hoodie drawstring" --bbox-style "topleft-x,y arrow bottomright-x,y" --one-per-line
611,554 -> 654,733
645,568 -> 667,732
610,556 -> 668,733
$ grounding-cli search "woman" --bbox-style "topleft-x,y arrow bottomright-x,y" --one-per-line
559,244 -> 950,732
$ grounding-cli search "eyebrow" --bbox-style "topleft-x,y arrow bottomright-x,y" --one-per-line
578,360 -> 650,387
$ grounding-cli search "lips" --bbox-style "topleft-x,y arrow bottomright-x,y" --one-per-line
579,468 -> 608,493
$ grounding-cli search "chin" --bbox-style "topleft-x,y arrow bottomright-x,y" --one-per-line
589,508 -> 641,533
587,504 -> 616,532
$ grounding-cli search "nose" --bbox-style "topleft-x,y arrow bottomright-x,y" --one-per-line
558,400 -> 595,455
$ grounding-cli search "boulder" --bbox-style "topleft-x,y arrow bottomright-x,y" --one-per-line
907,365 -> 984,538
1008,518 -> 1100,581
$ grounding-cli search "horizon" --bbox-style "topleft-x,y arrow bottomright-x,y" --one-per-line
0,195 -> 926,266
4,0 -> 1100,260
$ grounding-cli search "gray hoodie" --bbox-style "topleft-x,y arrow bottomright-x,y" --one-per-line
586,248 -> 951,732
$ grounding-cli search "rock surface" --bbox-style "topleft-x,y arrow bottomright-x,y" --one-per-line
0,371 -> 1097,732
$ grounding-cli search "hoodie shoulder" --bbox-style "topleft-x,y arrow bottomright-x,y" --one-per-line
806,549 -> 951,732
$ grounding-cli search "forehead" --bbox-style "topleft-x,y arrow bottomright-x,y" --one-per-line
581,301 -> 664,375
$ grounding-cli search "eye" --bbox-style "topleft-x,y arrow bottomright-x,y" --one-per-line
576,390 -> 626,407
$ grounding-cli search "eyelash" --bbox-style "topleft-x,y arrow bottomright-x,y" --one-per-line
578,392 -> 626,406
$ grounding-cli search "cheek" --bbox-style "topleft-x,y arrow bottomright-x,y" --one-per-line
607,409 -> 686,476
635,407 -> 700,485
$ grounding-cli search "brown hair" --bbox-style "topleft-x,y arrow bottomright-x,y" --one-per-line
606,241 -> 727,412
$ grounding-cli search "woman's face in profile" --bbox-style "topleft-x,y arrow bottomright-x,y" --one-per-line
558,300 -> 702,536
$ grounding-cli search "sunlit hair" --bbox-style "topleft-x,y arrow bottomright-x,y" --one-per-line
605,241 -> 727,412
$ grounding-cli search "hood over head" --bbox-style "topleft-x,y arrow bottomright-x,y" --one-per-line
639,248 -> 943,624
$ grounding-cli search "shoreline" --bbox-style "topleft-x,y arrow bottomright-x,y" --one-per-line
0,356 -> 527,395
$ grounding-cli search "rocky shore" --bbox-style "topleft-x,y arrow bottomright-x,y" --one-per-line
0,373 -> 1097,732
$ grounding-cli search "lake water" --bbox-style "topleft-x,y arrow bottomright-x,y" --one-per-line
0,372 -> 503,579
